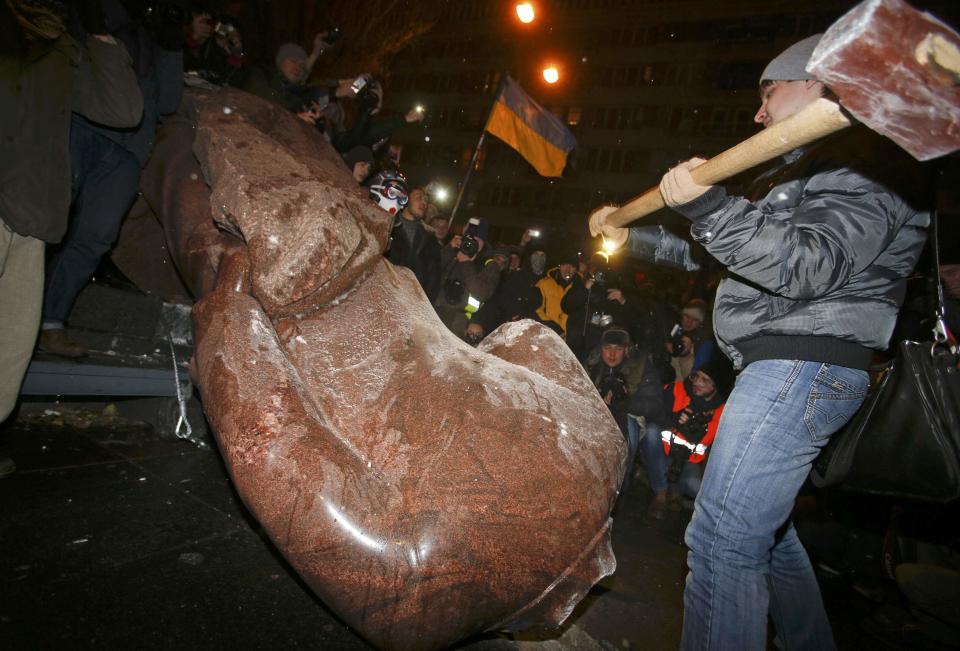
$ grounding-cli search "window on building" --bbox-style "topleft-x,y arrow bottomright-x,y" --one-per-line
642,65 -> 654,85
585,147 -> 598,171
590,107 -> 604,128
610,150 -> 623,172
597,149 -> 610,171
624,149 -> 649,173
567,107 -> 582,126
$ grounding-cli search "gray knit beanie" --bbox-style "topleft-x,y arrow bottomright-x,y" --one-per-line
275,43 -> 307,70
760,33 -> 823,83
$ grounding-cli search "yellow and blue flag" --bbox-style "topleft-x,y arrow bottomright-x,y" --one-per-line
484,76 -> 576,178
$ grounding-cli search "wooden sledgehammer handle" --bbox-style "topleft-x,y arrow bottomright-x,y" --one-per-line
602,98 -> 853,228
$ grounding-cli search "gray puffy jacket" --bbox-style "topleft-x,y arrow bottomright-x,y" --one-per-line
627,127 -> 929,370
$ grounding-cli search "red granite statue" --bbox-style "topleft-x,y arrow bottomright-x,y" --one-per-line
138,88 -> 625,651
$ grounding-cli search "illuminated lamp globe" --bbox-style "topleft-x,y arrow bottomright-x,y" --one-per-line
543,66 -> 559,84
516,3 -> 535,23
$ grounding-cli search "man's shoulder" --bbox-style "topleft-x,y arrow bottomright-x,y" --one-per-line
795,126 -> 929,204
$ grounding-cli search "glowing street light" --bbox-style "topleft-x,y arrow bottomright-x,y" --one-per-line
434,186 -> 449,202
542,65 -> 559,84
516,3 -> 535,23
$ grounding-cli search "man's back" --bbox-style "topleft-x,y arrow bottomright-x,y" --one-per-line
701,126 -> 929,370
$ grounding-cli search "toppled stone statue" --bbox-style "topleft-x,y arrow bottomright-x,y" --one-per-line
136,88 -> 625,651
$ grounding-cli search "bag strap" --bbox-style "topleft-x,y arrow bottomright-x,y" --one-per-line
928,209 -> 954,355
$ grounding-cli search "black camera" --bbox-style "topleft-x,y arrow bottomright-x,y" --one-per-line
458,234 -> 479,258
590,311 -> 614,327
669,324 -> 689,357
597,372 -> 629,404
464,327 -> 483,346
294,85 -> 330,114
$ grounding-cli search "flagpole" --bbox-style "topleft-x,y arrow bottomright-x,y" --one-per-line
448,76 -> 507,230
448,131 -> 486,229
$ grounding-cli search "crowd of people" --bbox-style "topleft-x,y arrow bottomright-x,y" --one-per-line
3,5 -> 958,648
372,164 -> 737,524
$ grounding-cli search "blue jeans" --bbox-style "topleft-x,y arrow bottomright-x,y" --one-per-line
43,122 -> 140,323
639,419 -> 703,498
681,360 -> 868,651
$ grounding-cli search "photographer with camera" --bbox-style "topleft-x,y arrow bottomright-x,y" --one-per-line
471,236 -> 548,340
329,74 -> 425,156
640,348 -> 732,520
243,35 -> 348,126
587,327 -> 663,492
562,252 -> 633,364
183,5 -> 245,86
659,298 -> 716,382
433,218 -> 500,342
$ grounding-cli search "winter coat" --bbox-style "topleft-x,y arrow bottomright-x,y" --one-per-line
433,249 -> 500,335
0,5 -> 143,242
561,273 -> 633,360
387,217 -> 441,301
587,351 -> 663,435
72,0 -> 182,167
473,267 -> 543,334
243,64 -> 315,114
626,127 -> 929,370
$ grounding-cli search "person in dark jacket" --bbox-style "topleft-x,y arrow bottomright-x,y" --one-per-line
0,0 -> 142,420
38,0 -> 183,357
386,186 -> 441,302
586,326 -> 662,493
243,41 -> 337,125
434,233 -> 500,340
471,245 -> 547,340
182,6 -> 245,86
562,252 -> 633,364
591,34 -> 929,650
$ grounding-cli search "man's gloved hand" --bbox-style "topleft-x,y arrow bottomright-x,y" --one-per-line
588,205 -> 628,251
659,157 -> 711,208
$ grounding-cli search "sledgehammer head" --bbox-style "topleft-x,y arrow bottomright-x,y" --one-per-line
808,0 -> 960,161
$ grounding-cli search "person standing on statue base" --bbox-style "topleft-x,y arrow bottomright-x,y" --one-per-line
591,33 -> 930,650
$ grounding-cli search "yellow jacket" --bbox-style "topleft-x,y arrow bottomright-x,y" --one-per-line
536,267 -> 576,337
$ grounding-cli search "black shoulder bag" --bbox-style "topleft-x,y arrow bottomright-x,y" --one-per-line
811,210 -> 960,502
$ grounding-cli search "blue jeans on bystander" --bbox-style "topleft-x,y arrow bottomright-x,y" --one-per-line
681,359 -> 868,651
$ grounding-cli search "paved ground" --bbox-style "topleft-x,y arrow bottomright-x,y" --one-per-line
0,406 -> 953,651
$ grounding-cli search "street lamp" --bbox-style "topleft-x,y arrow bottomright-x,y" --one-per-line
542,65 -> 559,84
516,3 -> 535,23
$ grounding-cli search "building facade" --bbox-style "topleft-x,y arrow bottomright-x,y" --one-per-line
383,0 -> 957,244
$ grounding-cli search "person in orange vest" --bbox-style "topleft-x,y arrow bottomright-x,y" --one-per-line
641,349 -> 733,520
